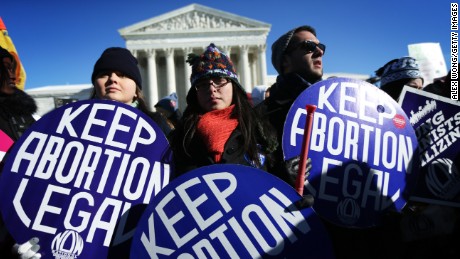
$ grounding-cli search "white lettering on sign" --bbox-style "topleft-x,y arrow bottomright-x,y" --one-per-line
317,82 -> 396,125
317,158 -> 399,210
141,173 -> 310,258
7,102 -> 170,248
415,110 -> 460,166
56,103 -> 156,152
291,110 -> 413,172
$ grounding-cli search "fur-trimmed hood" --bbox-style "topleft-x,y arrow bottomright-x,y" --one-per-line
0,89 -> 37,117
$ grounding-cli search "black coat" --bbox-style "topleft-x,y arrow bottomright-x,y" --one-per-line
255,73 -> 315,185
0,89 -> 37,257
173,127 -> 266,177
0,89 -> 37,141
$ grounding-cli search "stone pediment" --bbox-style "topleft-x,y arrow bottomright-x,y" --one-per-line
136,11 -> 252,32
119,3 -> 270,35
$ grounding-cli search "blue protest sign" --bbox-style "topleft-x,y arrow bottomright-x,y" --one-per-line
130,164 -> 335,259
0,100 -> 172,258
399,87 -> 460,207
282,78 -> 419,228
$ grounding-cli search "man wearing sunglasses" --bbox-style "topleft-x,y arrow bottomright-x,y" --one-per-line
256,25 -> 324,187
259,24 -> 325,137
259,25 -> 404,259
273,27 -> 325,85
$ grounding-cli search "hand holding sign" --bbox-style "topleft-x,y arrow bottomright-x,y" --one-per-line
283,77 -> 419,227
12,237 -> 41,259
0,100 -> 173,258
295,104 -> 316,198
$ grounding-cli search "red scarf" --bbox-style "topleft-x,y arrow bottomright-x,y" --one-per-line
197,105 -> 238,163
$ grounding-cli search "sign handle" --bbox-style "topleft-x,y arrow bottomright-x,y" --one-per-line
296,105 -> 317,196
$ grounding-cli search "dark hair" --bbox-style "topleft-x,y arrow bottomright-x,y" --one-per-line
177,80 -> 276,167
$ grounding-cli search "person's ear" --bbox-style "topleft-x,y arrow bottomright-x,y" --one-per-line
281,55 -> 291,74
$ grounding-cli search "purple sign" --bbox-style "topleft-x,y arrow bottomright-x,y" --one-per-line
130,164 -> 335,258
282,78 -> 419,228
399,87 -> 460,207
0,100 -> 172,258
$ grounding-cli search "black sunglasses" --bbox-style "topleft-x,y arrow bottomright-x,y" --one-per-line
287,40 -> 326,55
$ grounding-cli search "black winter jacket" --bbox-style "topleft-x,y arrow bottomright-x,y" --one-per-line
173,127 -> 268,177
0,89 -> 37,141
0,89 -> 37,257
255,73 -> 315,185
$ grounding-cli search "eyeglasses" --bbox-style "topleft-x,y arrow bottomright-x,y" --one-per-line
287,40 -> 326,55
194,77 -> 230,91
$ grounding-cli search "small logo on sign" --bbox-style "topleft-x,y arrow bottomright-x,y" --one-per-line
337,198 -> 360,225
51,230 -> 84,259
426,158 -> 460,199
393,114 -> 406,129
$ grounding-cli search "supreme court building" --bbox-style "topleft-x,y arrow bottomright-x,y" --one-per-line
27,3 -> 369,116
119,3 -> 271,110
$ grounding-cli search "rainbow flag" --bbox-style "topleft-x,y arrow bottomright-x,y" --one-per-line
0,17 -> 26,90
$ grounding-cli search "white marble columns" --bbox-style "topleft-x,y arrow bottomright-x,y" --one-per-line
137,44 -> 268,112
239,45 -> 251,92
165,48 -> 177,96
146,49 -> 158,109
257,44 -> 268,86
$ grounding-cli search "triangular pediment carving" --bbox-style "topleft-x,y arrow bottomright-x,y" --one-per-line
120,4 -> 270,35
134,11 -> 253,32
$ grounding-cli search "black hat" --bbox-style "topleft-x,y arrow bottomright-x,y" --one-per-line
91,47 -> 142,89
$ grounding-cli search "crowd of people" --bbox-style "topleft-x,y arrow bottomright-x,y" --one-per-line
0,21 -> 458,258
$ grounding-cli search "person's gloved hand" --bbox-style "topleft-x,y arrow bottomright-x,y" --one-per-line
285,156 -> 312,185
12,237 -> 41,259
285,156 -> 314,208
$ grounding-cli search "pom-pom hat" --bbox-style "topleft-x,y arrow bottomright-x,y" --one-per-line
186,43 -> 244,92
91,47 -> 142,89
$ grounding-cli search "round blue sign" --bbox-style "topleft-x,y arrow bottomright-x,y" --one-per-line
130,164 -> 335,258
0,100 -> 173,258
282,78 -> 419,227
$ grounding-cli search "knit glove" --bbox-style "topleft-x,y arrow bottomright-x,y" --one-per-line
12,237 -> 41,259
285,156 -> 312,184
285,156 -> 314,208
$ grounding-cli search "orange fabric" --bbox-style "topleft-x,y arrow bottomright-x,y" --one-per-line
197,105 -> 238,163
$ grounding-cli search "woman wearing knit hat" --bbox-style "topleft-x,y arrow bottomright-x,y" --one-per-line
171,43 -> 278,177
376,56 -> 424,100
89,47 -> 173,137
